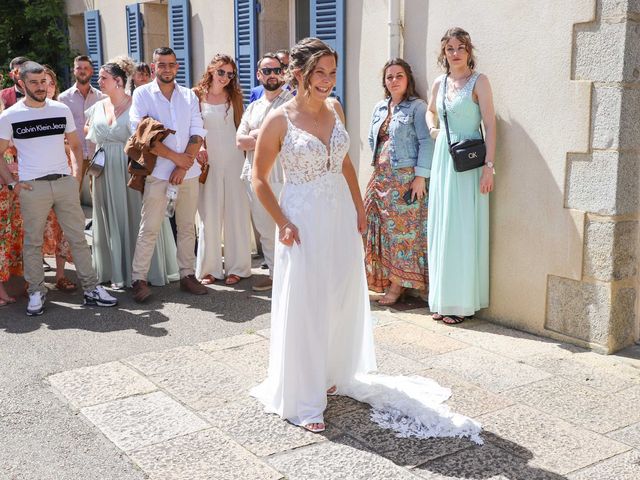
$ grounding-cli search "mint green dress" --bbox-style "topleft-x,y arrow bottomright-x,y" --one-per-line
86,101 -> 179,287
427,72 -> 489,316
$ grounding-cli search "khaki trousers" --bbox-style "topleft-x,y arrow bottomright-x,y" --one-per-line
132,175 -> 199,281
244,179 -> 282,277
19,175 -> 97,295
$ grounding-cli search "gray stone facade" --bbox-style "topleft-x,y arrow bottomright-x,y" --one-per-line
546,0 -> 640,353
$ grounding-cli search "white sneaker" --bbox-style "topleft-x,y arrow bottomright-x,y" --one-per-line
83,285 -> 118,307
26,291 -> 46,316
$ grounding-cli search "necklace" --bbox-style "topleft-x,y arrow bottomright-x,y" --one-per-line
112,95 -> 130,116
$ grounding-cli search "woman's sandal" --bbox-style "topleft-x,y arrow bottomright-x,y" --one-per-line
200,274 -> 217,285
224,274 -> 242,286
432,313 -> 444,321
442,315 -> 466,325
378,287 -> 406,306
327,386 -> 338,395
55,277 -> 77,292
302,422 -> 326,433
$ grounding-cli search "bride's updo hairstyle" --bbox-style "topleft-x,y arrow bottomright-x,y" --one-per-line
286,37 -> 337,98
437,27 -> 477,73
100,62 -> 128,89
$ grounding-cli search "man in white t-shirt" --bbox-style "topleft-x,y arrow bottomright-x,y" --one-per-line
129,47 -> 208,302
236,53 -> 292,292
0,61 -> 117,316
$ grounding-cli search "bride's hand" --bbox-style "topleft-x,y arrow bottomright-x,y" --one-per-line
279,222 -> 300,246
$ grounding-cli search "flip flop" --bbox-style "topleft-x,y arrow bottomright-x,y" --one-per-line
442,315 -> 466,325
0,299 -> 7,307
55,277 -> 77,292
432,313 -> 444,321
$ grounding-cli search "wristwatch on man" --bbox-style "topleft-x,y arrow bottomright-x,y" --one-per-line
484,161 -> 494,169
6,181 -> 17,191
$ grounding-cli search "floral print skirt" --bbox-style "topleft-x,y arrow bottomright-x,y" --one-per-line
0,187 -> 23,282
42,210 -> 72,261
364,139 -> 428,293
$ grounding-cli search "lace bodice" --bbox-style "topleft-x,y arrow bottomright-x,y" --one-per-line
280,103 -> 350,185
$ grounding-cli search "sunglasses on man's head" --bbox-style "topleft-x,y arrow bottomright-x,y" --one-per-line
215,69 -> 236,79
259,67 -> 283,76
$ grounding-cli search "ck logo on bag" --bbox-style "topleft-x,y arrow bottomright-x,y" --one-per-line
468,152 -> 478,159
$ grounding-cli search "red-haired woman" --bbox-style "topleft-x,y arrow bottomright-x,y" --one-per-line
194,55 -> 251,286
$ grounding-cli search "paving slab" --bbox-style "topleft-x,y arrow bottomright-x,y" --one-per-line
522,351 -> 640,393
374,322 -> 468,361
199,396 -> 332,456
325,394 -> 369,419
505,376 -> 640,433
479,404 -> 631,474
609,422 -> 640,448
147,357 -> 250,411
418,368 -> 514,418
128,428 -> 283,480
567,449 -> 640,480
443,321 -> 575,360
80,391 -> 209,451
421,347 -> 551,393
370,309 -> 403,327
48,361 -> 157,408
267,435 -> 421,480
414,441 -> 567,480
374,346 -> 430,375
197,332 -> 264,353
205,340 -> 270,381
124,345 -> 215,376
327,407 -> 475,467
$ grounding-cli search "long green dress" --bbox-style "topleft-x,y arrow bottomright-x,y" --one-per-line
427,72 -> 489,316
86,101 -> 179,288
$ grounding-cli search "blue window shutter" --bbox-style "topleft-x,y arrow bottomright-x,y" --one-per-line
235,0 -> 258,105
311,0 -> 345,104
169,0 -> 192,87
83,10 -> 103,88
126,3 -> 144,62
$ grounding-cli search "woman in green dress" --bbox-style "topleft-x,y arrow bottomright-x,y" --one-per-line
426,28 -> 496,325
86,62 -> 178,288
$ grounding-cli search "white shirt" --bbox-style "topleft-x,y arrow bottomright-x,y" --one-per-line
238,88 -> 292,183
0,99 -> 75,181
129,80 -> 207,181
58,84 -> 105,158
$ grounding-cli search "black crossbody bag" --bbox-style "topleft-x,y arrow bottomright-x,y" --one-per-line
442,75 -> 486,172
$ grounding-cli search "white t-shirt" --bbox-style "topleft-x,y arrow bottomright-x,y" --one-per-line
0,99 -> 76,181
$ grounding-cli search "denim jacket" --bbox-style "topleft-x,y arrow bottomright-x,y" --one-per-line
368,96 -> 433,177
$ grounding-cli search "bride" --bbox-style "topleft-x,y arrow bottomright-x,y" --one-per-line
250,37 -> 482,442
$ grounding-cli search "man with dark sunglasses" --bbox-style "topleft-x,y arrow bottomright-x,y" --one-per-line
237,53 -> 293,291
249,49 -> 291,104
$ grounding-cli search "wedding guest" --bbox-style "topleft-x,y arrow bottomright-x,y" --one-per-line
364,58 -> 432,305
86,61 -> 179,288
129,62 -> 151,93
129,47 -> 207,302
426,27 -> 496,324
0,61 -> 117,316
41,66 -> 76,292
194,54 -> 251,286
237,53 -> 293,291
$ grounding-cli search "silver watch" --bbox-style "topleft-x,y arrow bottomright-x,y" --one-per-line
484,161 -> 494,169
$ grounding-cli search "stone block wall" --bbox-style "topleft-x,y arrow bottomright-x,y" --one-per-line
546,0 -> 640,353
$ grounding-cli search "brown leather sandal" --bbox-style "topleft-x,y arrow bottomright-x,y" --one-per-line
55,277 -> 77,292
225,274 -> 242,285
200,274 -> 217,285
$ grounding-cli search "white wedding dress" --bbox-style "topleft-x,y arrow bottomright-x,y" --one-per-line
250,101 -> 482,444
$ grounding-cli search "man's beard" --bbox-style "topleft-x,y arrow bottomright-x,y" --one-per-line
157,73 -> 175,84
76,76 -> 91,85
24,86 -> 47,103
262,79 -> 283,92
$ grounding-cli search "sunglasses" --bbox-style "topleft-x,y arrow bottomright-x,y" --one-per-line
259,67 -> 283,76
215,69 -> 236,79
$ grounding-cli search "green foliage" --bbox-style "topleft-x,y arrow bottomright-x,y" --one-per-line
0,0 -> 74,88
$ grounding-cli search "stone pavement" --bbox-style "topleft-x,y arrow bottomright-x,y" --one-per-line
46,304 -> 640,480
